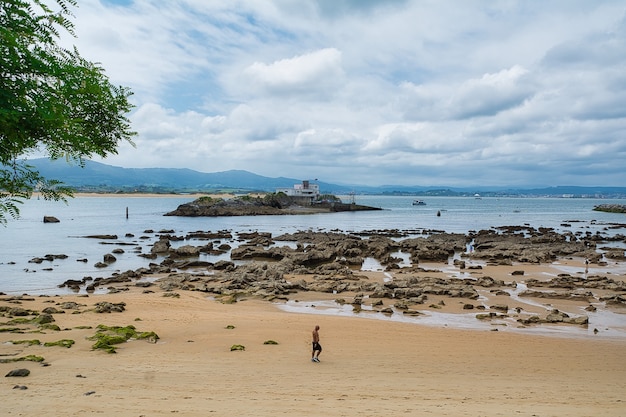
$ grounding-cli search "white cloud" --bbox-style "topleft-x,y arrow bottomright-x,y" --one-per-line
64,0 -> 626,187
243,48 -> 344,96
399,66 -> 533,121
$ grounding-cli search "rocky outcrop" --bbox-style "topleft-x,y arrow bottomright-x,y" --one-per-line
151,237 -> 171,254
51,226 -> 626,330
93,301 -> 126,313
525,274 -> 626,291
593,204 -> 626,213
518,290 -> 593,302
399,233 -> 467,263
28,254 -> 68,264
517,309 -> 588,326
164,195 -> 382,217
467,227 -> 592,263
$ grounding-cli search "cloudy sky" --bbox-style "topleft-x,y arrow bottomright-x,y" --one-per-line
57,0 -> 626,187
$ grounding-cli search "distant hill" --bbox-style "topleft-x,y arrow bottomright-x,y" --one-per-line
22,158 -> 626,198
27,158 -> 349,194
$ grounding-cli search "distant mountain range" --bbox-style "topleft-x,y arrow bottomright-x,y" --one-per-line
24,158 -> 626,198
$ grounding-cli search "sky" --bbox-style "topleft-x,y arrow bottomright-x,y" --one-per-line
52,0 -> 626,187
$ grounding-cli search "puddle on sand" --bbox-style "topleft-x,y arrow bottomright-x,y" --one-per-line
275,298 -> 626,340
549,258 -> 626,276
361,251 -> 413,272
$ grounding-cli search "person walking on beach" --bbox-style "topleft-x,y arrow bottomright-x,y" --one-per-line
311,325 -> 322,363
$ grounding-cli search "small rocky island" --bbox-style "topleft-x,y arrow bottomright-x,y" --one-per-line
165,193 -> 382,217
593,204 -> 626,214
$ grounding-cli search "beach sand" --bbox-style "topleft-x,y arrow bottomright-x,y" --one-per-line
2,262 -> 626,417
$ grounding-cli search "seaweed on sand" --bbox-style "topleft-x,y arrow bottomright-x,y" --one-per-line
88,324 -> 159,354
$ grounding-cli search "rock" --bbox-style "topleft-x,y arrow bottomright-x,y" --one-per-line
545,309 -> 569,323
393,301 -> 409,310
6,369 -> 30,377
568,316 -> 589,325
59,301 -> 83,310
517,315 -> 541,325
170,245 -> 200,257
151,237 -> 170,254
42,307 -> 64,314
8,307 -> 30,316
93,301 -> 126,313
214,260 -> 235,271
402,309 -> 422,316
29,254 -> 67,263
165,195 -> 382,217
32,313 -> 55,324
103,254 -> 117,263
475,277 -> 504,287
453,259 -> 466,269
43,216 -> 60,223
593,204 -> 626,213
519,290 -> 592,302
469,227 -> 588,263
84,235 -> 118,239
600,295 -> 626,306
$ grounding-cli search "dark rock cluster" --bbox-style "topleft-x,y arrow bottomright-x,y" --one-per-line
163,196 -> 382,217
51,226 -> 626,331
593,204 -> 626,213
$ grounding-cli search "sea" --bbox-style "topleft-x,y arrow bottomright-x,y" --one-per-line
2,194 -> 625,296
2,194 -> 626,339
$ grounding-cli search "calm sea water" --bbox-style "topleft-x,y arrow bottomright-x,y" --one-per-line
1,195 -> 625,295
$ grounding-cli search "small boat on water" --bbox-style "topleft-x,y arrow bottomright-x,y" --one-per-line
412,200 -> 426,206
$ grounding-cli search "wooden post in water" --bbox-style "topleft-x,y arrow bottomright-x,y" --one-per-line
126,207 -> 129,219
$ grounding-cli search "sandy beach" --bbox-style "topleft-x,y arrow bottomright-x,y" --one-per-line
2,259 -> 626,417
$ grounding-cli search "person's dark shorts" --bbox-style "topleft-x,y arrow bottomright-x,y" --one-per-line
312,342 -> 322,352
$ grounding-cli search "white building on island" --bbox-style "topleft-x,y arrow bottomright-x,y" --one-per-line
276,180 -> 320,204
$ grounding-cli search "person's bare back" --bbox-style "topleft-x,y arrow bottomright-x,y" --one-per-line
311,325 -> 322,362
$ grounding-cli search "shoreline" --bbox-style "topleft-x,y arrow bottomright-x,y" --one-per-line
3,199 -> 626,414
4,256 -> 626,339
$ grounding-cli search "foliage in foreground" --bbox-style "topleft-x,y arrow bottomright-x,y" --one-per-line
0,0 -> 136,224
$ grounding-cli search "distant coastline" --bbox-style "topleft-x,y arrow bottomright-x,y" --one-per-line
27,158 -> 626,198
32,190 -> 626,200
34,192 -> 237,199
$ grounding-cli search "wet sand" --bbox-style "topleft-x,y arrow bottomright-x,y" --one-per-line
2,259 -> 626,416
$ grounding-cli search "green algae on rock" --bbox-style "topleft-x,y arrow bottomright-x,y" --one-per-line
89,324 -> 159,353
